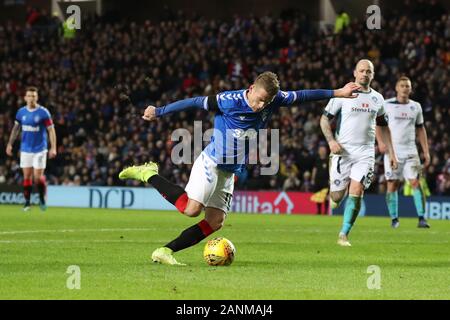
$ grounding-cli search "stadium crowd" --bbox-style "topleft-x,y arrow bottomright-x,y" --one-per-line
0,0 -> 449,196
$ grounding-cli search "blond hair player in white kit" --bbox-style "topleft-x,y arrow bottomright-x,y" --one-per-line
376,76 -> 431,229
320,59 -> 398,246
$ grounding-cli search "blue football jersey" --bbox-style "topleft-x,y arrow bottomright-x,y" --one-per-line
15,105 -> 53,153
203,89 -> 297,173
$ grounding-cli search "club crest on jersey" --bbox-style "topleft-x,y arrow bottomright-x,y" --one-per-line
410,105 -> 415,111
34,115 -> 40,123
371,96 -> 378,103
22,115 -> 26,121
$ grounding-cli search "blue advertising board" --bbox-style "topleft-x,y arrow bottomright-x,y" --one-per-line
47,186 -> 173,210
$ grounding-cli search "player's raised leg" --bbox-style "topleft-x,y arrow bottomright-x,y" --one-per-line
328,154 -> 351,209
328,160 -> 354,246
119,162 -> 198,215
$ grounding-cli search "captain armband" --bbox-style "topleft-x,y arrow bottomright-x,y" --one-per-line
376,114 -> 388,126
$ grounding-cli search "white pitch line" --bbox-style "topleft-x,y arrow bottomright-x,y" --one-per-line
0,239 -> 447,246
0,227 -> 448,236
0,228 -> 160,235
0,239 -> 167,244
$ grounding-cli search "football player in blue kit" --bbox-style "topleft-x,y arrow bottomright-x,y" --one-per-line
6,87 -> 57,211
119,72 -> 359,265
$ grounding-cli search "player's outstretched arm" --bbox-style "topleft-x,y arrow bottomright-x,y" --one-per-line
294,82 -> 361,104
142,96 -> 208,122
6,122 -> 21,156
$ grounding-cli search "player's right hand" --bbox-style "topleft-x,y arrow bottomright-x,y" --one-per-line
142,106 -> 156,121
328,140 -> 343,154
390,154 -> 398,170
6,144 -> 13,156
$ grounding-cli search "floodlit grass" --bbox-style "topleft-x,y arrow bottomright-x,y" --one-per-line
0,205 -> 448,299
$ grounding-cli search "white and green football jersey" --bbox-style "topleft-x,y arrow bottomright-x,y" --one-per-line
324,88 -> 386,154
384,97 -> 424,156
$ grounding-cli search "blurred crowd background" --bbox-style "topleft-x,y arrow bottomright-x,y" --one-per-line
1,0 -> 449,195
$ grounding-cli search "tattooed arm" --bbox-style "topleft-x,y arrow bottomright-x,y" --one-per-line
6,122 -> 21,156
320,114 -> 343,155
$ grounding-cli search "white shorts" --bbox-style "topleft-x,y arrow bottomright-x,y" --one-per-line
384,153 -> 421,181
330,151 -> 375,192
185,152 -> 234,214
20,150 -> 47,169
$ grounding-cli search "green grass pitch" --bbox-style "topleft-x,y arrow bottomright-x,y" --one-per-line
0,205 -> 448,300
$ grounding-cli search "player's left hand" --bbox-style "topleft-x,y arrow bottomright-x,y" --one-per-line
49,148 -> 57,159
423,153 -> 431,168
142,106 -> 157,121
6,144 -> 13,156
390,153 -> 398,170
334,82 -> 361,98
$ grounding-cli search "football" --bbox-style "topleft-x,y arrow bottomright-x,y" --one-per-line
203,237 -> 236,266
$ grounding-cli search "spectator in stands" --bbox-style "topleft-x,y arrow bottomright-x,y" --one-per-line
0,1 -> 448,195
334,10 -> 350,34
311,144 -> 329,214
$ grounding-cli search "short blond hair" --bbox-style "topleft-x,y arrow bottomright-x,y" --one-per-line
254,71 -> 280,97
396,76 -> 411,84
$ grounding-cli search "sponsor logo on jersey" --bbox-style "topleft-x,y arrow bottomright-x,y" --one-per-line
351,106 -> 377,114
22,125 -> 40,132
394,112 -> 415,121
231,128 -> 257,139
